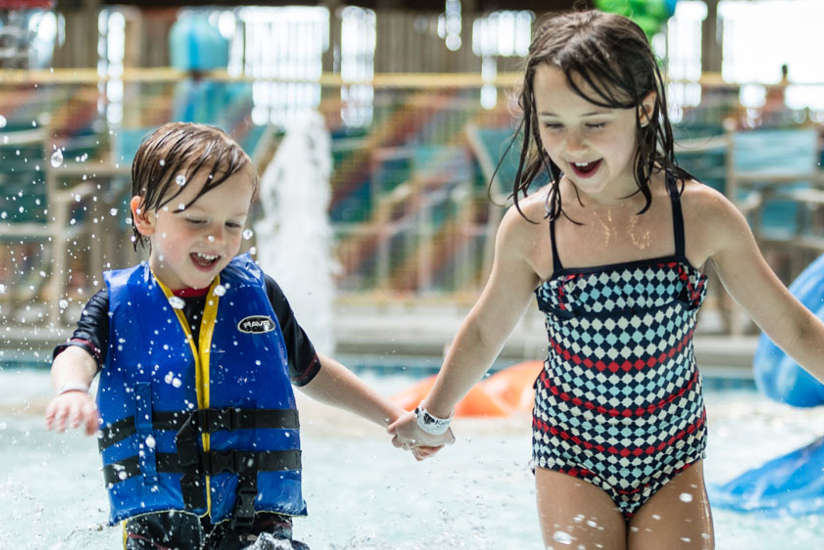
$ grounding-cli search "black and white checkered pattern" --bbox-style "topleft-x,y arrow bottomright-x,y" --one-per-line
531,258 -> 708,519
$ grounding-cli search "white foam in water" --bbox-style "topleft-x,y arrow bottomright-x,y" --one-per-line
254,111 -> 336,355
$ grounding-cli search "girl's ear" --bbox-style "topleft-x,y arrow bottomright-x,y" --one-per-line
130,195 -> 156,237
638,91 -> 657,127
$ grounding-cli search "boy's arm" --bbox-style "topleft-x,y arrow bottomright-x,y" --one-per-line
298,353 -> 407,428
45,346 -> 99,435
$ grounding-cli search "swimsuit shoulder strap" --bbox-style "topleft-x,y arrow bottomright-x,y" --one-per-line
549,216 -> 564,273
666,173 -> 686,258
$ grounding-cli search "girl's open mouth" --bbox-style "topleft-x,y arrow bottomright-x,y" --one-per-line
569,159 -> 602,178
190,252 -> 220,269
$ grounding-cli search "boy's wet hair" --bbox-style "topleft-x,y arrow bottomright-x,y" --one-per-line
130,122 -> 257,250
506,9 -> 692,221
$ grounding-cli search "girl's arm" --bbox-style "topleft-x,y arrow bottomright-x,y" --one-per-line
299,353 -> 409,428
706,191 -> 824,379
389,206 -> 542,444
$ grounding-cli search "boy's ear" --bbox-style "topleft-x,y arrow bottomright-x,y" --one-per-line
130,195 -> 156,237
638,91 -> 657,127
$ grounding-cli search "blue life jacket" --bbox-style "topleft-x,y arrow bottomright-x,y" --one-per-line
97,254 -> 306,526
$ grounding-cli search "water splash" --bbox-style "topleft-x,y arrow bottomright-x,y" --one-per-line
255,111 -> 336,354
50,149 -> 63,168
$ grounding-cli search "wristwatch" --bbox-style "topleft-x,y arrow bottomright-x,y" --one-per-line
415,406 -> 453,435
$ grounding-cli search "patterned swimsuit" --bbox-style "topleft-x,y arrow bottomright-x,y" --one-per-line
531,176 -> 708,519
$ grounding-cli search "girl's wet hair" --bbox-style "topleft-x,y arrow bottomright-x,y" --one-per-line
130,122 -> 257,250
505,9 -> 691,221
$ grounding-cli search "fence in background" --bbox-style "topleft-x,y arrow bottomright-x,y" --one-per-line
1,70 -> 823,332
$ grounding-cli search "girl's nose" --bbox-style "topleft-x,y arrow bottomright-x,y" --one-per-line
565,130 -> 586,153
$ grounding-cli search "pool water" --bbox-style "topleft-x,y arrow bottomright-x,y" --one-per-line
1,369 -> 824,549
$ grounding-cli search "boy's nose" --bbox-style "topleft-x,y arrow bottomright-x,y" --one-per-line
206,225 -> 225,244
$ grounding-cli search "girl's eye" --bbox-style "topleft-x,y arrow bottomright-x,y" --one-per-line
226,222 -> 242,229
186,218 -> 206,225
586,122 -> 607,129
543,123 -> 563,130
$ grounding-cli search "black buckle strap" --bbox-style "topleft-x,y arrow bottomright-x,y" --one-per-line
231,479 -> 258,531
98,408 -> 299,451
175,410 -> 207,511
104,450 -> 302,486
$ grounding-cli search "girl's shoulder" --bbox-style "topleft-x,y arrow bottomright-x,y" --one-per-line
678,177 -> 739,222
678,176 -> 751,261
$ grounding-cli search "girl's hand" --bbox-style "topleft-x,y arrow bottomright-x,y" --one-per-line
387,410 -> 456,455
45,391 -> 99,436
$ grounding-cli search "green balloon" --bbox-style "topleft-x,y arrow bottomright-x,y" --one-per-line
595,0 -> 674,37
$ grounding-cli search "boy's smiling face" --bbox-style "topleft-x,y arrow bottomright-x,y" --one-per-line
131,165 -> 255,291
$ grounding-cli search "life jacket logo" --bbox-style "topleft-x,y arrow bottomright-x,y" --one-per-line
238,315 -> 275,334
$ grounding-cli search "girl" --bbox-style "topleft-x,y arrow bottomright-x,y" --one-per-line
389,9 -> 824,550
44,122 -> 439,550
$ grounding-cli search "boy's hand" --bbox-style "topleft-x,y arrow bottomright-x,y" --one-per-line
45,391 -> 99,436
388,410 -> 455,459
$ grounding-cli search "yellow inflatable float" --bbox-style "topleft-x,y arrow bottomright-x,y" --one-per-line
392,360 -> 543,417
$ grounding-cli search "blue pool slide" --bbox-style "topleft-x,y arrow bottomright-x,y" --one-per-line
711,254 -> 824,515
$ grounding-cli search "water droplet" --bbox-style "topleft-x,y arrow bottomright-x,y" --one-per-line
552,530 -> 573,545
679,492 -> 693,503
118,471 -> 128,480
50,149 -> 63,168
58,299 -> 69,309
243,228 -> 253,240
172,377 -> 182,388
159,159 -> 165,167
207,235 -> 215,242
213,284 -> 226,296
168,296 -> 185,309
109,208 -> 118,216
175,174 -> 186,186
0,114 -> 6,128
145,434 -> 156,448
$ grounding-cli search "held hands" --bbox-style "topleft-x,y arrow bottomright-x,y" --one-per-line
387,409 -> 456,461
45,390 -> 99,436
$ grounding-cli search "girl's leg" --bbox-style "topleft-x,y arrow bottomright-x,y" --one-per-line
535,468 -> 627,550
627,461 -> 714,550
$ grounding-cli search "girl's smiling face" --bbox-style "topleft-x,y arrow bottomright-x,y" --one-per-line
533,63 -> 654,204
131,165 -> 255,290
